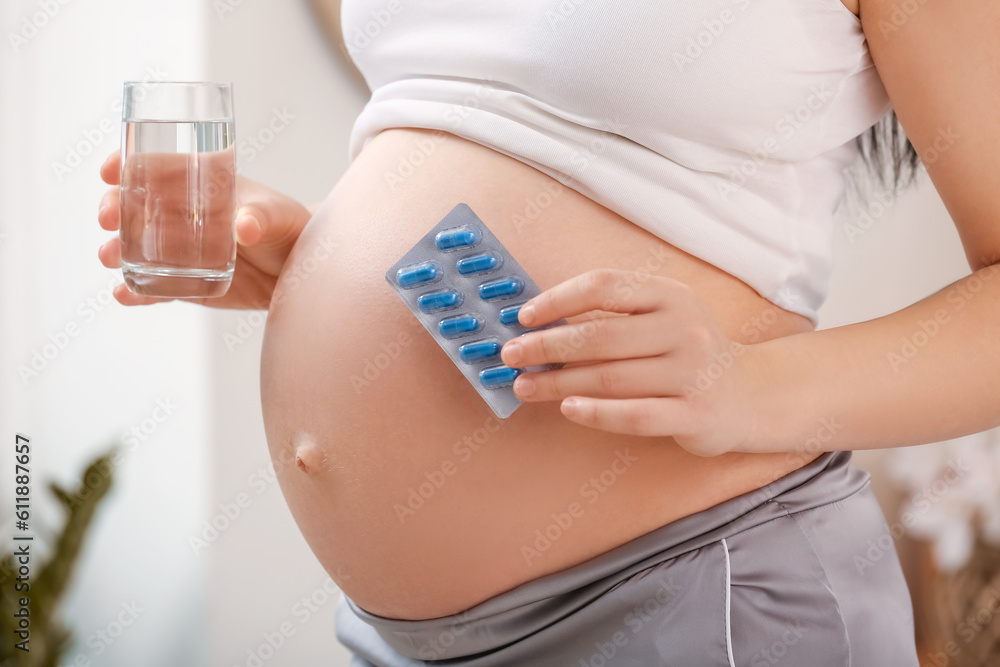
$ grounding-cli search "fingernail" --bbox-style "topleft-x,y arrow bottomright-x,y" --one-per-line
514,376 -> 535,398
238,213 -> 261,243
561,398 -> 579,416
503,341 -> 522,366
519,303 -> 535,326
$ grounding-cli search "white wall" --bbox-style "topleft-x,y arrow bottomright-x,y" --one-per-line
0,1 -> 210,666
821,168 -> 971,482
202,2 -> 365,666
822,171 -> 969,330
0,1 -> 365,664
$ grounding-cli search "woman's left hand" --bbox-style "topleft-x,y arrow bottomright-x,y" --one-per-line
499,269 -> 763,457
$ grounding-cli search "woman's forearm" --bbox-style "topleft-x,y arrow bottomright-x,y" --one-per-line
742,261 -> 1000,454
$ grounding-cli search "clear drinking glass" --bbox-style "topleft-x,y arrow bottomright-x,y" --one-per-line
119,81 -> 237,298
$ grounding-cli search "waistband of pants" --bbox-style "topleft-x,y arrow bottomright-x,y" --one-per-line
343,449 -> 870,659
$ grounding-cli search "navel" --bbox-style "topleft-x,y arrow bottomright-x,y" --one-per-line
293,432 -> 323,474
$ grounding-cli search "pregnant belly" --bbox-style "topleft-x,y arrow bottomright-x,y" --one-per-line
260,128 -> 818,620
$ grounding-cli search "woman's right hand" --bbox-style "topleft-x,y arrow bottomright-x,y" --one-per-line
97,150 -> 313,310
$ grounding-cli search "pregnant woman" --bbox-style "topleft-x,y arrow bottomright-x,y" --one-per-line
97,0 -> 999,664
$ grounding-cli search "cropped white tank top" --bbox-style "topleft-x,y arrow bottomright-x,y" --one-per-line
341,0 -> 893,325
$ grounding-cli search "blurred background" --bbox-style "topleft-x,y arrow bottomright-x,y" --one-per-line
0,1 -> 996,666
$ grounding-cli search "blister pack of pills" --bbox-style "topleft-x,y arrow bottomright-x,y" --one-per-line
385,203 -> 564,419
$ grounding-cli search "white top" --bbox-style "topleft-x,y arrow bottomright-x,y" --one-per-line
342,0 -> 892,325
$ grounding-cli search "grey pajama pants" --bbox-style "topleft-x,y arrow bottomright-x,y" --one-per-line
334,450 -> 920,666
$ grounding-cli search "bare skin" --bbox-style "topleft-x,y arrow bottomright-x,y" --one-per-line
99,130 -> 821,620
258,127 -> 820,619
97,0 -> 1000,621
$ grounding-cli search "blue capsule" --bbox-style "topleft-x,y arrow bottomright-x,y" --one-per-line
396,262 -> 440,288
479,278 -> 524,301
456,253 -> 500,275
479,365 -> 522,388
418,290 -> 462,313
498,304 -> 524,326
439,315 -> 481,338
459,340 -> 501,363
435,226 -> 481,251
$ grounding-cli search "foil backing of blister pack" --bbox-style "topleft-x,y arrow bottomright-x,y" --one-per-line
385,203 -> 564,419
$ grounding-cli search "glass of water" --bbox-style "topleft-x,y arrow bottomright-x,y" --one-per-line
119,81 -> 236,298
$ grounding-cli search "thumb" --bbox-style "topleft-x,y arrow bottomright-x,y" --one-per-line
235,201 -> 300,248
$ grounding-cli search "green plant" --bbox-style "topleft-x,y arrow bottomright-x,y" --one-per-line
0,449 -> 116,667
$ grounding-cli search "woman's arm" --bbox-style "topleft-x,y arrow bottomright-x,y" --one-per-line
744,261 -> 1000,454
744,0 -> 1000,454
501,0 -> 1000,456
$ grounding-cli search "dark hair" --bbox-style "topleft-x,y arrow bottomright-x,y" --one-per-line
855,110 -> 921,191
